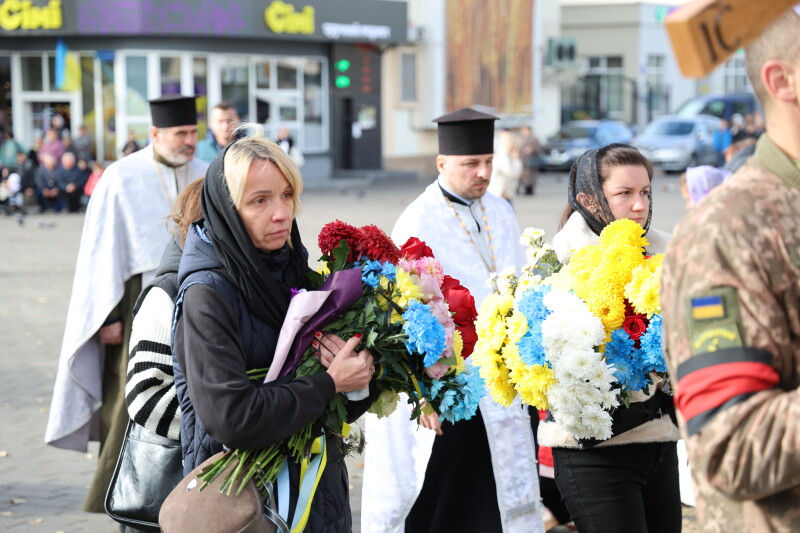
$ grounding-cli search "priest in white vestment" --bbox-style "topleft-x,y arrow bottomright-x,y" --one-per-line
362,108 -> 544,533
45,95 -> 209,512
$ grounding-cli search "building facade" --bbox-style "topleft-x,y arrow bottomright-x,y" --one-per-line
0,0 -> 407,182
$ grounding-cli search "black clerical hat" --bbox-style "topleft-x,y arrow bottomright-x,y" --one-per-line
434,108 -> 498,155
149,95 -> 198,128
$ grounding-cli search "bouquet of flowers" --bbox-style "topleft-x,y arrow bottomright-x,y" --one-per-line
472,219 -> 667,441
198,220 -> 484,516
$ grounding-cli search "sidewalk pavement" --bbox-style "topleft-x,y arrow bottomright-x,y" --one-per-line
0,174 -> 693,533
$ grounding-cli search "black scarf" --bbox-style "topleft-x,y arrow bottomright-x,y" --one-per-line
201,143 -> 310,329
567,144 -> 652,236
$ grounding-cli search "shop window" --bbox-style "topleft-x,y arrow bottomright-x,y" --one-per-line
160,57 -> 182,95
303,59 -> 324,149
256,97 -> 271,125
221,57 -> 249,120
47,55 -> 57,91
277,59 -> 298,89
256,61 -> 271,89
400,52 -> 416,103
194,57 -> 208,140
21,56 -> 43,92
101,55 -> 116,161
80,56 -> 96,160
125,56 -> 148,116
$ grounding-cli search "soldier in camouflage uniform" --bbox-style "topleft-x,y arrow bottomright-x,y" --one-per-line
662,9 -> 800,533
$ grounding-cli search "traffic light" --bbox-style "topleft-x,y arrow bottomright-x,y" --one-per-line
335,59 -> 351,89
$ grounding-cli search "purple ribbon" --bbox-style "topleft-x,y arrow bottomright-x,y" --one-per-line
279,267 -> 364,377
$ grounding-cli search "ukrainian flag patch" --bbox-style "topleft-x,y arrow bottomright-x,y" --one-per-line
691,295 -> 725,320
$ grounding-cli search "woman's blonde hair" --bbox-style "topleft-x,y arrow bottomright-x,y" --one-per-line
223,123 -> 303,216
170,177 -> 204,247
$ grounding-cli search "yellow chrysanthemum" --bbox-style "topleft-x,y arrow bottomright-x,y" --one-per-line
513,365 -> 556,410
599,218 -> 649,249
644,253 -> 663,272
317,264 -> 331,276
505,310 -> 529,344
394,266 -> 424,306
625,264 -> 662,317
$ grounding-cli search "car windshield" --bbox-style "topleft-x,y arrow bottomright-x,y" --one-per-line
643,121 -> 694,136
675,99 -> 706,117
555,125 -> 597,140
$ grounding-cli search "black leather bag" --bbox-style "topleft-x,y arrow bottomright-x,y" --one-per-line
105,420 -> 185,532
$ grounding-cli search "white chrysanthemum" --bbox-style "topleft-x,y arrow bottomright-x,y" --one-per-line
558,350 -> 603,382
577,405 -> 614,440
486,272 -> 499,290
495,266 -> 518,296
520,227 -> 546,248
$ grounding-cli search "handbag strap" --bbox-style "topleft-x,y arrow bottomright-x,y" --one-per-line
276,434 -> 328,533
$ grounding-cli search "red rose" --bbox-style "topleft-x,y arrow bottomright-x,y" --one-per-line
458,322 -> 478,359
623,314 -> 648,342
399,237 -> 435,260
358,224 -> 401,264
318,220 -> 363,263
442,276 -> 478,324
441,275 -> 478,359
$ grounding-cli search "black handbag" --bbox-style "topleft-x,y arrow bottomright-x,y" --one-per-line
105,419 -> 185,532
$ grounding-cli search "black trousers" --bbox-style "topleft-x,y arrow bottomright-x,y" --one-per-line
553,441 -> 681,533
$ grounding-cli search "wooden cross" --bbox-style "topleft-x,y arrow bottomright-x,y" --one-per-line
666,0 -> 798,78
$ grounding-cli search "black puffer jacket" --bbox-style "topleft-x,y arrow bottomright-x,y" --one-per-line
173,221 -> 372,532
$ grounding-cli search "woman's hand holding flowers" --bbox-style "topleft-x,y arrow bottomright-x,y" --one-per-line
325,333 -> 375,393
419,412 -> 443,436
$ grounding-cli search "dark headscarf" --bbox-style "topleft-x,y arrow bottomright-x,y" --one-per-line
567,143 -> 652,236
201,142 -> 310,329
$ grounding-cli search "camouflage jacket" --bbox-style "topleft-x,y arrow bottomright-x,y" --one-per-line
662,134 -> 800,533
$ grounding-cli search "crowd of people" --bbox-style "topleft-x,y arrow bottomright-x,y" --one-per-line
38,7 -> 799,533
0,125 -> 105,223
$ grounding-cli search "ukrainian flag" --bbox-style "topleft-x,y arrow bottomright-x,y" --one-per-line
55,39 -> 81,92
691,295 -> 725,320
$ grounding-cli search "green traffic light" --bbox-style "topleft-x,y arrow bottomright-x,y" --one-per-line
335,59 -> 351,72
335,75 -> 351,89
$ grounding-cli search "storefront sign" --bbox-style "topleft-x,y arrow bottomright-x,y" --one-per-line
0,0 -> 405,43
0,0 -> 62,30
265,1 -> 314,35
321,22 -> 390,41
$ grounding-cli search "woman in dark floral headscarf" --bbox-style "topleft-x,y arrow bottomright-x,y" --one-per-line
541,144 -> 681,533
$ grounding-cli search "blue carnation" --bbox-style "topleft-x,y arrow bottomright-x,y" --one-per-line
361,260 -> 385,288
435,365 -> 486,424
639,315 -> 666,372
517,285 -> 551,366
402,300 -> 446,367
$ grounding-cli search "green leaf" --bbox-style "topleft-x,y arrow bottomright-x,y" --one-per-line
437,355 -> 457,366
332,239 -> 351,271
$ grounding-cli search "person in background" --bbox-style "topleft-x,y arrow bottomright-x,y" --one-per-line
36,153 -> 63,213
275,127 -> 294,153
0,130 -> 25,170
73,125 -> 93,162
519,125 -> 543,196
17,150 -> 38,207
712,119 -> 733,166
39,127 -> 65,164
662,8 -> 800,531
83,161 -> 105,199
45,95 -> 208,514
57,152 -> 88,213
122,132 -> 141,157
196,101 -> 240,163
680,165 -> 731,210
488,129 -> 523,205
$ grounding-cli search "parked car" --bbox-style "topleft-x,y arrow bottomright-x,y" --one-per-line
633,115 -> 720,173
541,120 -> 634,171
675,93 -> 758,122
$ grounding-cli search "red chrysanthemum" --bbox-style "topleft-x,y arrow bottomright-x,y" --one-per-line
318,220 -> 363,263
357,224 -> 401,264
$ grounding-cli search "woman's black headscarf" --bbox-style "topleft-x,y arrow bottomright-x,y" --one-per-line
201,142 -> 310,329
567,143 -> 652,236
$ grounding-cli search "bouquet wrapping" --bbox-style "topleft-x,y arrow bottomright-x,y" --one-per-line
472,219 -> 669,441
